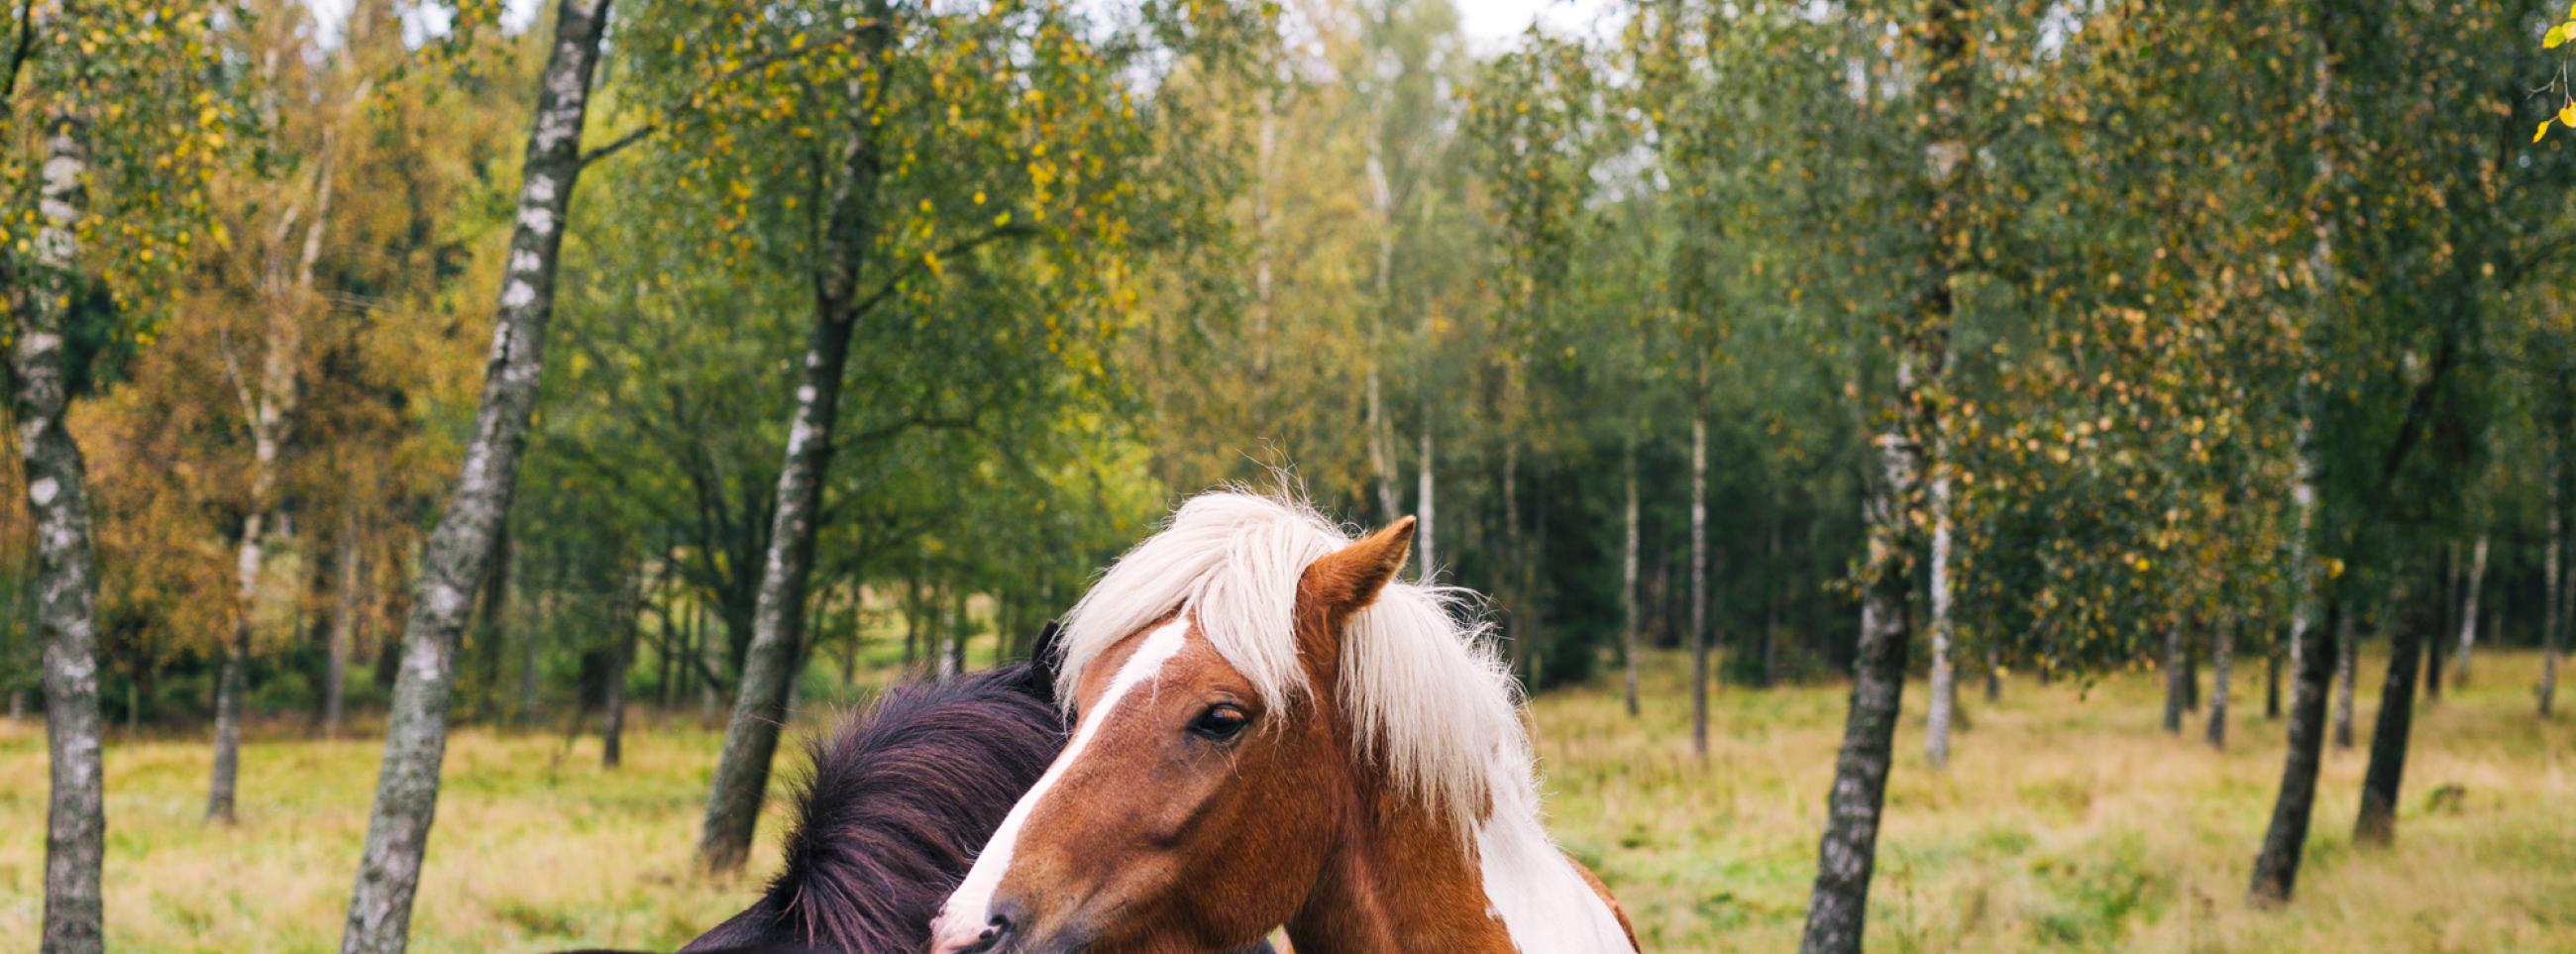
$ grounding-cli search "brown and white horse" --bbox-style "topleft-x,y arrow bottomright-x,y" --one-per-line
927,492 -> 1639,954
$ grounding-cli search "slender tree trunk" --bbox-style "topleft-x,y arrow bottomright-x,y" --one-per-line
1983,644 -> 2000,702
602,597 -> 636,770
1799,406 -> 1918,954
326,513 -> 361,736
697,6 -> 897,874
2250,594 -> 2340,904
2208,620 -> 2232,749
1417,412 -> 1436,582
2266,642 -> 2283,720
1363,142 -> 1401,524
2183,638 -> 2200,712
2450,534 -> 2488,689
2544,477 -> 2563,718
2354,608 -> 2422,846
1622,446 -> 1641,717
1689,411 -> 1710,758
1924,447 -> 1957,769
2249,21 -> 2342,908
1766,512 -> 1784,689
340,3 -> 609,949
2332,610 -> 2356,750
694,603 -> 718,717
10,114 -> 107,954
2163,623 -> 2186,735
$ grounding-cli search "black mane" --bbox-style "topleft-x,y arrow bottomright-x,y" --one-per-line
680,658 -> 1065,954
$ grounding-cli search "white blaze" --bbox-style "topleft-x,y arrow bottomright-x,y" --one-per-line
928,618 -> 1192,953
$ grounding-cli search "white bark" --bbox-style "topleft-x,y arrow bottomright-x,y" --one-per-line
1924,447 -> 1956,769
2454,534 -> 2486,685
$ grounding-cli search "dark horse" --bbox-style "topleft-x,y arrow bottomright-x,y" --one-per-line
584,623 -> 1272,954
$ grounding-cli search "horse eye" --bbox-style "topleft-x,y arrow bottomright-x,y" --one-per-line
1189,704 -> 1249,742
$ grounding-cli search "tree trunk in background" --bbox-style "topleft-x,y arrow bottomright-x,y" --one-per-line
326,514 -> 361,736
2543,477 -> 2562,718
698,5 -> 897,875
1799,412 -> 1918,954
1984,645 -> 2000,703
9,114 -> 107,954
2207,620 -> 2232,749
1924,449 -> 1957,770
2332,610 -> 2356,749
340,2 -> 609,948
2452,534 -> 2486,688
2251,594 -> 2341,904
1622,447 -> 1641,718
2354,609 -> 2422,846
1503,439 -> 1526,679
2183,639 -> 2200,712
517,583 -> 542,727
1417,417 -> 1436,582
2266,644 -> 2282,720
2162,624 -> 2185,735
1363,143 -> 1401,524
1689,411 -> 1709,758
602,603 -> 636,770
2249,22 -> 2343,908
1765,512 -> 1783,689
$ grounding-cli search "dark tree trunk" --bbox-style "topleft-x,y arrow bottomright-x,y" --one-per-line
2163,624 -> 2186,735
2250,596 -> 2340,905
2354,613 -> 2422,846
2208,620 -> 2232,749
602,606 -> 637,770
2332,610 -> 2356,749
2182,639 -> 2200,712
9,115 -> 106,954
2266,641 -> 2283,719
699,9 -> 896,873
339,2 -> 610,949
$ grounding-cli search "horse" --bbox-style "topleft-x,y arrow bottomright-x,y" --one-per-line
927,491 -> 1640,954
657,623 -> 1276,954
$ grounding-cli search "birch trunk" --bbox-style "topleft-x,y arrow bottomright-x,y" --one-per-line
10,113 -> 106,954
1924,450 -> 1956,769
2354,610 -> 2422,846
325,513 -> 360,736
697,5 -> 898,874
1799,398 -> 1918,954
2207,620 -> 2231,749
340,2 -> 609,948
2248,29 -> 2339,907
1689,412 -> 1709,757
1622,448 -> 1641,718
1363,143 -> 1401,523
2163,624 -> 2186,735
2453,534 -> 2488,688
1416,420 -> 1436,582
2332,610 -> 2356,750
2545,477 -> 2564,717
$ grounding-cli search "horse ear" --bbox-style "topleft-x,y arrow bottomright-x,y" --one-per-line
1023,619 -> 1067,704
1302,516 -> 1417,620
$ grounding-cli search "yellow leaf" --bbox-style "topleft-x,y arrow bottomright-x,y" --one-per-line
2549,24 -> 2568,48
2539,121 -> 2554,144
2559,104 -> 2575,127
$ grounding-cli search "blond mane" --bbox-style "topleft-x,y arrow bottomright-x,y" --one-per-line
1051,490 -> 1528,838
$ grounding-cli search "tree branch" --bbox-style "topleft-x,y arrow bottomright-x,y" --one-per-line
577,21 -> 891,169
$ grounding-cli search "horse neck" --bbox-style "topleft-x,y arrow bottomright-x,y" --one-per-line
1284,747 -> 1515,954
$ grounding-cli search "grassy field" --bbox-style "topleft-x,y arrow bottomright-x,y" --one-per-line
1,648 -> 2570,952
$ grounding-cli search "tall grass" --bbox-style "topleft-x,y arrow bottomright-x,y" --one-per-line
0,649 -> 2567,952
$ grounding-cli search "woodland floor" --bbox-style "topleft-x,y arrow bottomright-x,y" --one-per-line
1,647 -> 2571,953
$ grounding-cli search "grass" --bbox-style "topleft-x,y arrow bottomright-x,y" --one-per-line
1,648 -> 2570,952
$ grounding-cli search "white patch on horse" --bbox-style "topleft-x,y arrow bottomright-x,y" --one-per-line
929,617 -> 1192,954
1473,747 -> 1635,952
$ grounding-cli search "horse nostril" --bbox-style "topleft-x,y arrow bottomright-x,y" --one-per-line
963,909 -> 1016,954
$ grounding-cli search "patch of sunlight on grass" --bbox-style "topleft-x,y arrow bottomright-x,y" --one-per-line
0,650 -> 2569,952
